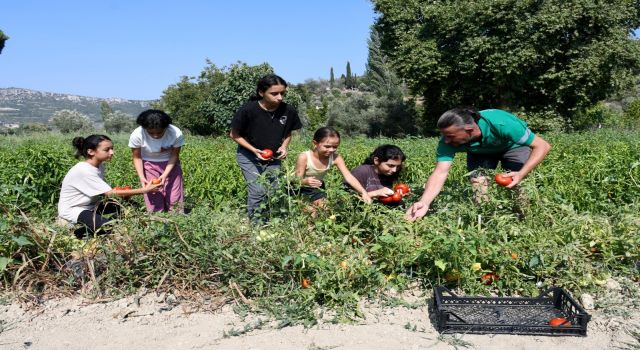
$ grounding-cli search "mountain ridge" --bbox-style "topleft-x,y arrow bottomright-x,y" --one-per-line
0,87 -> 155,124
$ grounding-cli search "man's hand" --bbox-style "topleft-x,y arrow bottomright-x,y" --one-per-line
505,172 -> 523,188
405,202 -> 429,221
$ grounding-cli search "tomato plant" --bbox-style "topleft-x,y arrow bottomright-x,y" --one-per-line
495,173 -> 512,187
1,130 -> 640,328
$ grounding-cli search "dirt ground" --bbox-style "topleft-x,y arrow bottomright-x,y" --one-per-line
1,286 -> 638,350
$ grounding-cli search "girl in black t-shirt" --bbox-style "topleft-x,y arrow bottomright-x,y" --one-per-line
230,74 -> 302,221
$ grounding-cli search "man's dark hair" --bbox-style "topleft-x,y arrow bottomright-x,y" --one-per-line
436,107 -> 481,129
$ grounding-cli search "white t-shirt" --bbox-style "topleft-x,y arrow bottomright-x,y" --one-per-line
58,162 -> 112,223
128,125 -> 185,162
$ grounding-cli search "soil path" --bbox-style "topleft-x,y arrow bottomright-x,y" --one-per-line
1,290 -> 637,350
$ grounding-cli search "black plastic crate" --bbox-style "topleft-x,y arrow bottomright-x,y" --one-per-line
433,286 -> 591,336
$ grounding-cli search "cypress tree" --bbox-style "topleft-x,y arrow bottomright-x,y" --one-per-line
330,67 -> 335,88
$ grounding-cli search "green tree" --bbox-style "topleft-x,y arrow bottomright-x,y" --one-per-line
330,67 -> 335,88
372,0 -> 640,127
0,30 -> 8,54
159,61 -> 304,135
49,109 -> 93,133
365,26 -> 401,96
345,61 -> 353,89
103,111 -> 136,133
100,101 -> 114,122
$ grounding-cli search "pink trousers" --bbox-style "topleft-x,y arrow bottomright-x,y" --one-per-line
143,160 -> 184,213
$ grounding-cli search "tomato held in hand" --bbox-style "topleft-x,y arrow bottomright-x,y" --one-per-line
379,190 -> 403,204
378,195 -> 395,204
261,149 -> 274,160
495,173 -> 512,187
548,317 -> 571,327
394,183 -> 410,195
151,179 -> 161,185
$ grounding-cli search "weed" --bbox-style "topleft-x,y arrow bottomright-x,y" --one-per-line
436,333 -> 475,349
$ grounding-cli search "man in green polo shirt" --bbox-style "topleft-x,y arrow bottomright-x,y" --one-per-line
406,107 -> 551,221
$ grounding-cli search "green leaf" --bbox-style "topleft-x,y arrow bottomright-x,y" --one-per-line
0,257 -> 10,272
281,255 -> 293,269
528,256 -> 540,268
11,235 -> 32,247
434,259 -> 447,271
379,234 -> 395,243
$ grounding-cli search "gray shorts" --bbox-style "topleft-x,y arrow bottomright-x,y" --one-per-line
467,146 -> 531,174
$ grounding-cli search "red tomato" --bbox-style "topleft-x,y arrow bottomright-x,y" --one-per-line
262,149 -> 274,160
301,277 -> 311,289
394,183 -> 410,195
378,195 -> 396,204
548,317 -> 571,327
379,190 -> 403,204
495,173 -> 512,187
151,179 -> 161,185
480,272 -> 499,285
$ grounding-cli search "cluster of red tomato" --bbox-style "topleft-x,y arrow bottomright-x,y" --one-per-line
378,183 -> 410,204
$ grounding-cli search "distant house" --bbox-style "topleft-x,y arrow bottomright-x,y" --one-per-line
0,122 -> 19,129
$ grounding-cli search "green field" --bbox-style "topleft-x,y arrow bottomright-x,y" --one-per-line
1,130 -> 638,323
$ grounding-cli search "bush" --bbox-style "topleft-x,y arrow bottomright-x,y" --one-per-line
103,111 -> 136,134
515,109 -> 567,133
326,91 -> 419,137
49,109 -> 93,133
18,123 -> 50,134
571,103 -> 622,130
623,99 -> 640,129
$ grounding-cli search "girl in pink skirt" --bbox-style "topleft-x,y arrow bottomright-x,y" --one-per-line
128,109 -> 185,212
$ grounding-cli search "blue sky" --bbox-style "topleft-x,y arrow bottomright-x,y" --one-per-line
0,1 -> 376,100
